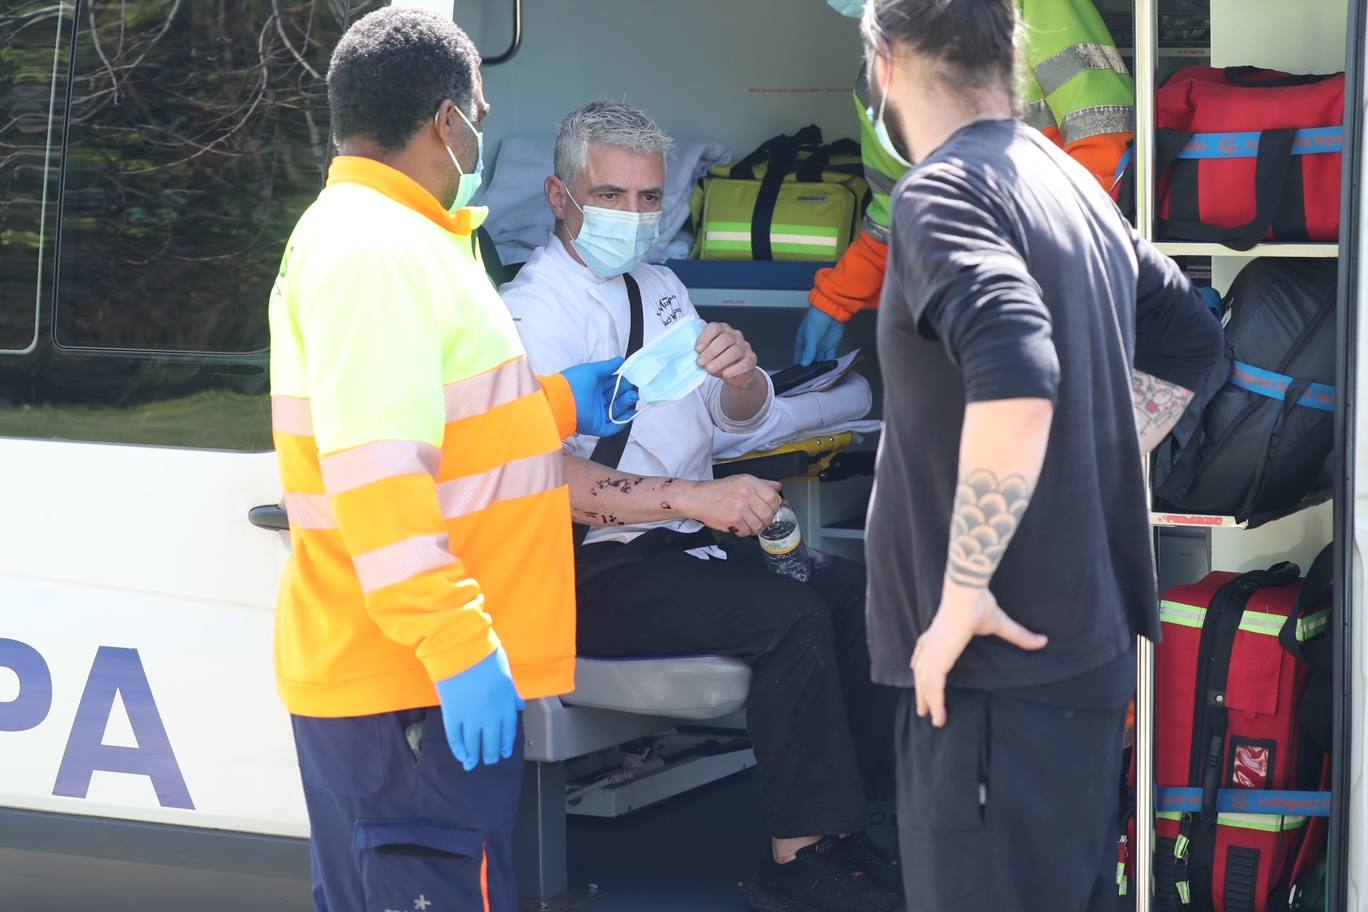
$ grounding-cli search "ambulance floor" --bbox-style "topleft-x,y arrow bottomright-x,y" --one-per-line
0,768 -> 898,911
563,766 -> 770,911
564,768 -> 900,912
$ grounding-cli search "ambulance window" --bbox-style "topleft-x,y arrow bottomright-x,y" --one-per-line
0,0 -> 376,450
0,2 -> 64,355
51,0 -> 342,355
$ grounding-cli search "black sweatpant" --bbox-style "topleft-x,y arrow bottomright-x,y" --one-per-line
578,542 -> 895,838
895,688 -> 1127,912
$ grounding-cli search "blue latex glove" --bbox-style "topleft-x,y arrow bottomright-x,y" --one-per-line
561,357 -> 640,437
794,307 -> 846,366
435,648 -> 525,771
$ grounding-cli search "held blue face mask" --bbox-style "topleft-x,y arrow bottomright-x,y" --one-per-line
437,104 -> 484,213
565,188 -> 662,279
609,317 -> 709,424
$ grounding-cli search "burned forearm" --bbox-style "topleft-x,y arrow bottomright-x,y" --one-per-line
942,399 -> 1053,609
1132,370 -> 1194,454
565,455 -> 696,527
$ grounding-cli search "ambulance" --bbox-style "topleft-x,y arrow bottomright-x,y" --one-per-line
0,0 -> 1363,910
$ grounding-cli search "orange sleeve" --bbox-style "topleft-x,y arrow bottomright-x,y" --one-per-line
1065,131 -> 1134,192
809,229 -> 890,322
538,372 -> 578,440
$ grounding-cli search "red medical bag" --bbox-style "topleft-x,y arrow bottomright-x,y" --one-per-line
1122,66 -> 1345,247
1152,560 -> 1331,911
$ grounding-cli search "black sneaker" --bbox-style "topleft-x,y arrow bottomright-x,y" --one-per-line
833,832 -> 904,897
743,837 -> 905,912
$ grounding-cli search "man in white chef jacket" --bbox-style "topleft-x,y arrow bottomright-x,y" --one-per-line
502,100 -> 902,912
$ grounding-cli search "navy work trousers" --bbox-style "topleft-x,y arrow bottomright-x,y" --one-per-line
292,706 -> 522,912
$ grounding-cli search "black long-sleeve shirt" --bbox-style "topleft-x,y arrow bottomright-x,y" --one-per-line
866,119 -> 1223,697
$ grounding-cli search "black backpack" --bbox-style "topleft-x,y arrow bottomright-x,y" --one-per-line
1153,258 -> 1337,527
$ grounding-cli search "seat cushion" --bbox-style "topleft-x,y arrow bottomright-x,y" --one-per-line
562,656 -> 751,720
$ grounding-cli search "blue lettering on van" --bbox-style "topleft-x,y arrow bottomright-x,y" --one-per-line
52,646 -> 194,810
0,638 -> 53,732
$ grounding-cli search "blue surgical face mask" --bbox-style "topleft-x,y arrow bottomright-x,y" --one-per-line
827,0 -> 865,16
437,104 -> 484,213
565,188 -> 662,279
867,57 -> 914,170
610,317 -> 708,424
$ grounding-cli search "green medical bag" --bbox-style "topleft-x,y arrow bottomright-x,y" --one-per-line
691,125 -> 868,262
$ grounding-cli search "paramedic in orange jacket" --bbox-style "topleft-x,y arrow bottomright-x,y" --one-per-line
267,10 -> 632,911
796,0 -> 1136,364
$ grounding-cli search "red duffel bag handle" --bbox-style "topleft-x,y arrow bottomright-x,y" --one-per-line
1154,126 -> 1300,251
1222,66 -> 1338,89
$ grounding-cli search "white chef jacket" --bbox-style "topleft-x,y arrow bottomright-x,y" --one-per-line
501,235 -> 773,547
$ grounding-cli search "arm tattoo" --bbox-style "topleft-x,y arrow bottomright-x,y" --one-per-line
947,469 -> 1033,589
1132,370 -> 1194,453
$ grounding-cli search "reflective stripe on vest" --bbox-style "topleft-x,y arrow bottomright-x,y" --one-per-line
1024,98 -> 1058,132
1059,104 -> 1135,145
1034,42 -> 1130,98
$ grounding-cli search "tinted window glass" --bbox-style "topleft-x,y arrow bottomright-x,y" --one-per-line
0,0 -> 377,450
0,2 -> 65,355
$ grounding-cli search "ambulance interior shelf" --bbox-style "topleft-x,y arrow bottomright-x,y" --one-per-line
1154,242 -> 1339,258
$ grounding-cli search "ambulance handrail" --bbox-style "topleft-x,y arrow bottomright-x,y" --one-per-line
482,0 -> 522,66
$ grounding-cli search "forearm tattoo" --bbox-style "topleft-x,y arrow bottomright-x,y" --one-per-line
1132,370 -> 1193,449
947,469 -> 1033,589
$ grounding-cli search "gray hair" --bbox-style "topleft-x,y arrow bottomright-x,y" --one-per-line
554,100 -> 674,186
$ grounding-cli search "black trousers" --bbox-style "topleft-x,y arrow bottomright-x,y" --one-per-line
895,688 -> 1127,912
578,541 -> 895,838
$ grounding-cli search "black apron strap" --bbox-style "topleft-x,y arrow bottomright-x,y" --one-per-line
571,273 -> 644,549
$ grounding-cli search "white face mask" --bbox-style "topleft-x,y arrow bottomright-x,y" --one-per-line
564,187 -> 662,278
867,52 -> 913,170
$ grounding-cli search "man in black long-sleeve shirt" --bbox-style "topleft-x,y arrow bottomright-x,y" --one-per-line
858,1 -> 1224,909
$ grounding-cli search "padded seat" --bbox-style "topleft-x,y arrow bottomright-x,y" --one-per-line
561,656 -> 751,720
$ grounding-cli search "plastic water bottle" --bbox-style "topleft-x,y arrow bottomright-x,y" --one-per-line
760,503 -> 813,583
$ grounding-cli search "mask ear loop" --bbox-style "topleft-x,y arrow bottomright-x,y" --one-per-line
607,371 -> 644,425
436,110 -> 464,176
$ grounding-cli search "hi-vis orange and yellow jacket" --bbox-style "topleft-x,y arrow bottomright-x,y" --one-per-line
268,156 -> 579,718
